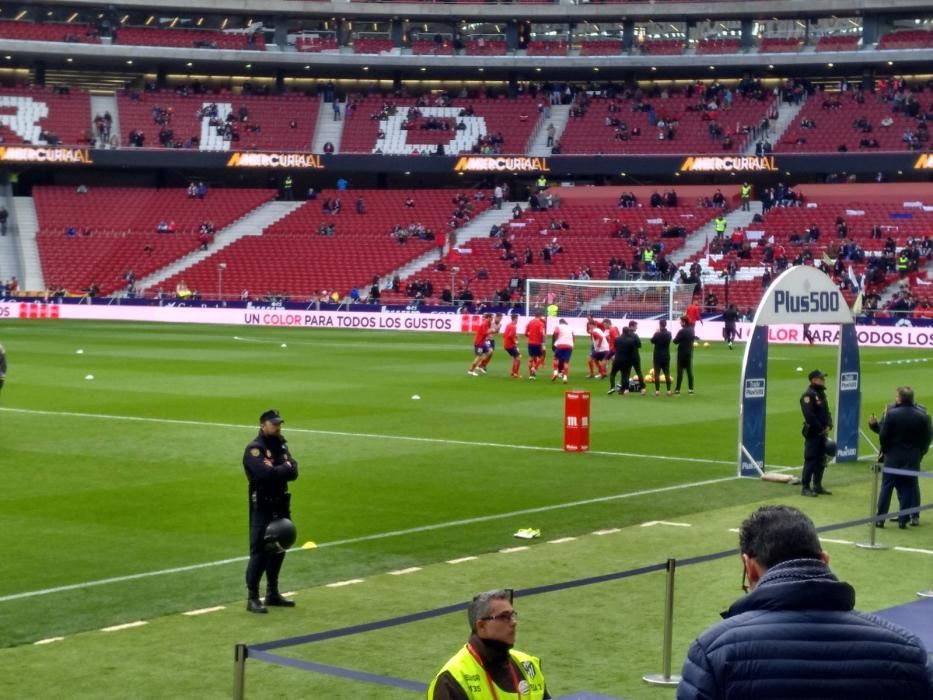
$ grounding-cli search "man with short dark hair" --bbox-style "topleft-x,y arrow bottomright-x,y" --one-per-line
242,409 -> 299,613
800,369 -> 832,496
678,505 -> 933,700
869,385 -> 933,529
428,589 -> 550,699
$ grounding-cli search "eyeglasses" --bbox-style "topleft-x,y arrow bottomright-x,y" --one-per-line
481,610 -> 518,623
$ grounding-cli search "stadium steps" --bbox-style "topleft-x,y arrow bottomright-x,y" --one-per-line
670,202 -> 763,267
89,94 -> 120,146
527,104 -> 571,157
311,97 -> 344,153
10,195 -> 43,291
0,186 -> 23,287
381,203 -> 524,289
136,200 -> 305,293
43,69 -> 130,94
742,93 -> 808,156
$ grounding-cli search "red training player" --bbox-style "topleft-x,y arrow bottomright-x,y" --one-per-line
524,312 -> 546,380
479,312 -> 504,373
503,312 -> 522,378
467,313 -> 493,376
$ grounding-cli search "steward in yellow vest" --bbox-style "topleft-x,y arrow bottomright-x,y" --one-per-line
428,590 -> 550,699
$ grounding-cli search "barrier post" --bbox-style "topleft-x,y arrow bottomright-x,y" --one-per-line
643,558 -> 681,687
233,643 -> 247,700
563,391 -> 590,452
856,463 -> 887,550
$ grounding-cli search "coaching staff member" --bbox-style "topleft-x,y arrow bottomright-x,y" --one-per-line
672,316 -> 695,395
678,505 -> 933,699
243,409 -> 298,613
869,386 -> 933,529
651,319 -> 672,396
800,369 -> 832,497
428,589 -> 550,699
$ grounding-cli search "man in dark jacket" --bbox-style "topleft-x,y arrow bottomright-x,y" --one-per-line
800,369 -> 833,497
651,319 -> 672,396
607,326 -> 645,396
243,409 -> 299,613
678,505 -> 933,700
869,386 -> 933,528
672,315 -> 695,394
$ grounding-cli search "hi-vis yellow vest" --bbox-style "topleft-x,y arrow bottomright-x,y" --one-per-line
741,184 -> 751,198
427,645 -> 546,699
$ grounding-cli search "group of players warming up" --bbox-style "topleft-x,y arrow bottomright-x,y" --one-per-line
468,312 -> 697,394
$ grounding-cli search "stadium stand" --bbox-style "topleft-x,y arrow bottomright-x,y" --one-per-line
157,190 -> 491,300
294,34 -> 339,52
559,88 -> 774,154
525,40 -> 569,56
758,36 -> 803,53
34,186 -> 276,295
464,38 -> 508,56
114,26 -> 264,50
352,36 -> 395,54
876,29 -> 933,50
774,87 -> 929,152
815,34 -> 860,52
339,95 -> 539,155
382,198 -> 718,304
116,89 -> 320,151
579,39 -> 623,56
0,19 -> 100,44
640,39 -> 686,55
0,86 -> 93,146
412,38 -> 456,55
695,38 -> 742,55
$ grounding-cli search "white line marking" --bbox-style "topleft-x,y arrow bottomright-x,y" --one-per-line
325,579 -> 365,588
100,621 -> 147,633
894,546 -> 933,555
281,591 -> 297,597
547,537 -> 577,544
387,567 -> 422,576
33,637 -> 65,645
820,538 -> 854,545
182,606 -> 226,617
499,546 -> 529,554
592,528 -> 621,536
641,521 -> 692,528
727,528 -> 740,533
446,556 -> 478,564
0,406 -> 765,467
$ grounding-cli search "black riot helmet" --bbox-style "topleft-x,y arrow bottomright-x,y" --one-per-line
824,439 -> 837,458
264,518 -> 297,553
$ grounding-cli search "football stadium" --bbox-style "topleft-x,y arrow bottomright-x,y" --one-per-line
0,0 -> 931,697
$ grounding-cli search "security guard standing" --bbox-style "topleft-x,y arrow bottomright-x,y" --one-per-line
740,182 -> 751,211
897,252 -> 909,277
243,409 -> 299,613
536,174 -> 547,191
868,386 -> 932,528
714,214 -> 727,238
800,370 -> 833,497
428,589 -> 549,699
282,175 -> 294,201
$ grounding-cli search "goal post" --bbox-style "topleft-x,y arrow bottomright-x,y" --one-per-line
524,279 -> 695,319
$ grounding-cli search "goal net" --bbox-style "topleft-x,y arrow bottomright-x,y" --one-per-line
524,279 -> 695,319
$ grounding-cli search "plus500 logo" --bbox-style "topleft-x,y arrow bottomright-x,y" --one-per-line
773,290 -> 840,314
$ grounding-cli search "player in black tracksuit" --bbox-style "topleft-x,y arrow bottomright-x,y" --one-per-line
243,409 -> 299,613
608,327 -> 645,395
800,371 -> 832,497
722,305 -> 739,349
672,316 -> 695,394
651,320 -> 672,396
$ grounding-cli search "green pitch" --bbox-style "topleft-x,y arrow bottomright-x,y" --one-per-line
0,320 -> 930,699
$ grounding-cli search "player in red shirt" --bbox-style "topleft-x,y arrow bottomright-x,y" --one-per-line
479,312 -> 504,372
685,301 -> 702,327
467,313 -> 493,376
502,312 -> 522,377
524,312 -> 546,379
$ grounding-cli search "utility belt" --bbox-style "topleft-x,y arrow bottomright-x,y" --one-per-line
251,491 -> 291,517
802,423 -> 826,439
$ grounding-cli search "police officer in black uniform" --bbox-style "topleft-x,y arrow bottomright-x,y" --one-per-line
800,370 -> 833,497
869,386 -> 932,529
243,409 -> 299,613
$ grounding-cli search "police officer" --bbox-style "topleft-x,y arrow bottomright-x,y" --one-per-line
243,409 -> 298,613
800,370 -> 833,497
428,589 -> 550,699
869,386 -> 932,529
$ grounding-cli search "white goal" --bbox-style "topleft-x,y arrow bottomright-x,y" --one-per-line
524,279 -> 696,319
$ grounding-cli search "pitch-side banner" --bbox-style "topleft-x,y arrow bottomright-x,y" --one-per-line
834,323 -> 861,463
739,326 -> 769,476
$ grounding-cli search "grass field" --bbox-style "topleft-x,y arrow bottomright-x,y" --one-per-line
0,319 -> 930,699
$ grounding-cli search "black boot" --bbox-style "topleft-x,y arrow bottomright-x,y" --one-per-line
247,598 -> 268,614
801,487 -> 818,497
265,591 -> 296,607
813,485 -> 832,495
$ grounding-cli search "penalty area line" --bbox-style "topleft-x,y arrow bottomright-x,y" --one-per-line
0,473 -> 739,604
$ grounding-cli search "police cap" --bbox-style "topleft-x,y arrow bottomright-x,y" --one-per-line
260,409 -> 284,425
808,370 -> 826,382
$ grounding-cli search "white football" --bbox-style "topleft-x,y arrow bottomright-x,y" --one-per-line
85,374 -> 94,380
76,349 -> 84,354
796,367 -> 803,372
411,394 -> 421,400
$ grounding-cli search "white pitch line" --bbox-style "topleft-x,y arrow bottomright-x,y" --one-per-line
325,579 -> 365,588
446,556 -> 478,564
499,546 -> 530,554
592,528 -> 621,536
894,546 -> 933,556
182,605 -> 226,617
727,528 -> 740,533
820,538 -> 854,545
388,567 -> 422,576
33,637 -> 65,645
100,621 -> 147,633
548,537 -> 577,544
